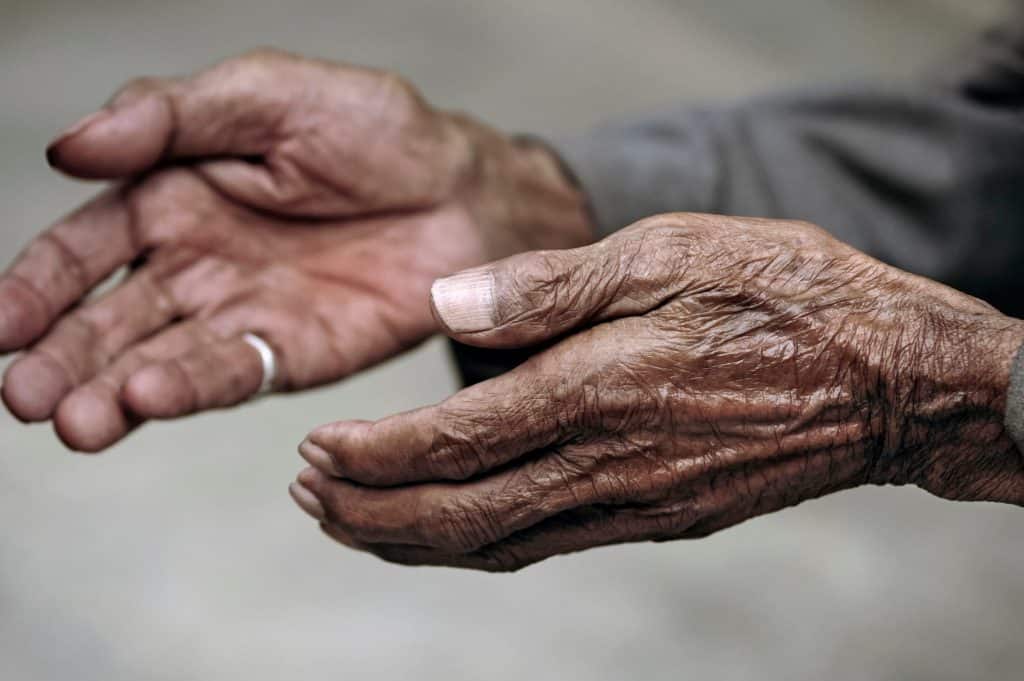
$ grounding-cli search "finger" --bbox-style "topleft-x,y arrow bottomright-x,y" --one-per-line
422,439 -> 868,571
51,320 -> 215,452
429,218 -> 681,348
46,50 -> 303,179
300,336 -> 609,486
319,429 -> 867,572
193,159 -> 323,217
305,433 -> 720,553
193,158 -> 373,218
323,506 -> 677,572
293,443 -> 598,552
2,265 -> 180,423
121,330 -> 281,420
0,187 -> 140,353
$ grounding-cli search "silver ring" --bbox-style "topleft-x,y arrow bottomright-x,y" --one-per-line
242,332 -> 277,395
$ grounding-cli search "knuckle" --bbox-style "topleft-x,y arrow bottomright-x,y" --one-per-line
497,251 -> 586,329
512,260 -> 561,316
236,46 -> 296,66
320,445 -> 361,481
120,76 -> 162,93
371,68 -> 421,104
339,511 -> 379,539
622,212 -> 698,236
425,415 -> 491,480
363,69 -> 424,119
424,494 -> 502,553
622,212 -> 741,244
110,76 -> 166,106
605,218 -> 688,274
312,422 -> 391,486
423,443 -> 474,480
784,218 -> 825,235
322,495 -> 371,535
209,49 -> 301,92
551,378 -> 594,431
344,459 -> 391,487
375,69 -> 414,95
323,442 -> 374,484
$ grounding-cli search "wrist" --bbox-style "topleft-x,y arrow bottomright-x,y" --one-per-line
444,112 -> 595,259
882,304 -> 1024,504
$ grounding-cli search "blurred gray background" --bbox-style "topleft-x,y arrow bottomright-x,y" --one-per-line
2,1 -> 1022,680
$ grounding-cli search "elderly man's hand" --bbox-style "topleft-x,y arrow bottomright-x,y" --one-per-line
292,213 -> 1024,571
0,50 -> 590,451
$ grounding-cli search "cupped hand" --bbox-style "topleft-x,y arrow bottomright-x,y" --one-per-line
292,213 -> 1024,571
1,50 -> 591,451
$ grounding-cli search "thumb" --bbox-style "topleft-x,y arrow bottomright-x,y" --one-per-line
45,50 -> 300,179
430,232 -> 677,348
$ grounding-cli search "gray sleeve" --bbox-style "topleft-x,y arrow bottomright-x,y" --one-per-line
1009,347 -> 1024,453
547,15 -> 1024,452
551,86 -> 1024,317
452,15 -> 1024,452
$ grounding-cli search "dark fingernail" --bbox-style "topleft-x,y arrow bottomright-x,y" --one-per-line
288,480 -> 325,521
298,439 -> 340,476
50,110 -> 110,148
47,110 -> 113,167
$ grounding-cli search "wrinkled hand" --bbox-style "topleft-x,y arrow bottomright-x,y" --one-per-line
291,213 -> 1024,571
1,50 -> 590,451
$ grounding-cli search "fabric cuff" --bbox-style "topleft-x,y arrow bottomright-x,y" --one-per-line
1007,342 -> 1024,453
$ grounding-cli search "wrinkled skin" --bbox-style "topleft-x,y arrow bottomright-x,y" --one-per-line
0,50 -> 590,451
292,214 -> 1024,572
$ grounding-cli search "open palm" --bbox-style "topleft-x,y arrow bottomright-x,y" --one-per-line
0,51 -> 589,451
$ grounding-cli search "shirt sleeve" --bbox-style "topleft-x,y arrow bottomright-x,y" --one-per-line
453,15 -> 1024,450
548,15 -> 1024,454
1008,346 -> 1024,455
945,11 -> 1024,455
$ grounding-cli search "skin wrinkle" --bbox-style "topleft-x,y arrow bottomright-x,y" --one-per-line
6,50 -> 592,450
586,443 -> 641,502
444,437 -> 863,571
23,347 -> 77,396
304,214 -> 1024,571
430,399 -> 534,480
38,231 -> 92,298
3,272 -> 55,326
65,314 -> 107,373
433,496 -> 490,552
156,87 -> 183,168
75,268 -> 180,369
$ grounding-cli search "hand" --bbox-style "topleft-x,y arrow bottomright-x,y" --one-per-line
290,213 -> 1024,571
1,50 -> 591,452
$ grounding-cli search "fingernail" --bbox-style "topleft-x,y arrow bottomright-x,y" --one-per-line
50,110 -> 111,148
47,110 -> 112,167
288,480 -> 325,521
430,268 -> 496,333
298,439 -> 340,476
